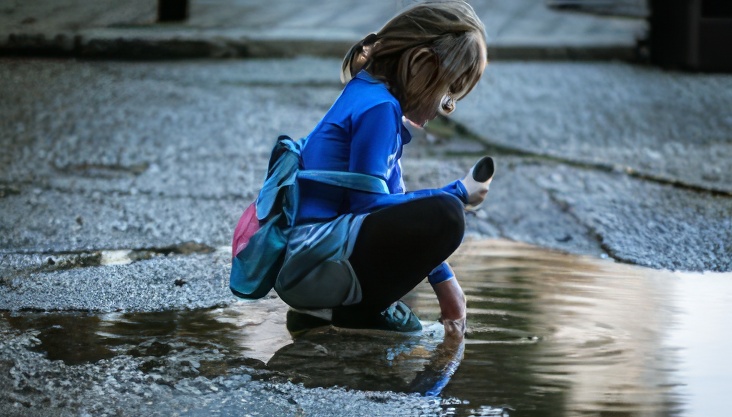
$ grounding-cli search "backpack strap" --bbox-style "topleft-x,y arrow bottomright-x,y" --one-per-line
297,170 -> 389,194
256,135 -> 390,224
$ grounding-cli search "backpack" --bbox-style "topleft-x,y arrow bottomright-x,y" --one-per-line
230,135 -> 388,299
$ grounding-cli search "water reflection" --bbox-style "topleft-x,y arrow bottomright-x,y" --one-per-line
421,240 -> 682,417
2,297 -> 290,369
2,239 -> 731,417
666,271 -> 732,417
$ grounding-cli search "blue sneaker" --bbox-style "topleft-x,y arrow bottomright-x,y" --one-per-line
333,301 -> 422,333
378,301 -> 423,333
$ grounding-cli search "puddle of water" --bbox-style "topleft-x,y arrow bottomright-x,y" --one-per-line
3,239 -> 731,416
3,296 -> 291,368
100,249 -> 134,266
664,270 -> 732,417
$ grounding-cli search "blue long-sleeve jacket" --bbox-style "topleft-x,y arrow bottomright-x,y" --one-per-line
296,71 -> 468,285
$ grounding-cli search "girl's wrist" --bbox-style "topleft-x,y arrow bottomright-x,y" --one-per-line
439,180 -> 470,205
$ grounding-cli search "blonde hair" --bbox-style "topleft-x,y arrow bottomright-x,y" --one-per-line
341,0 -> 487,121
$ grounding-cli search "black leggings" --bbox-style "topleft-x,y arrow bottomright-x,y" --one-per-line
334,193 -> 465,319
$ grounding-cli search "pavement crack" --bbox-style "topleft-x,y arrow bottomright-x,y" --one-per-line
2,242 -> 220,276
0,184 -> 22,198
143,242 -> 217,257
43,251 -> 103,271
543,188 -> 618,261
614,168 -> 732,198
424,116 -> 534,158
53,162 -> 150,178
98,242 -> 219,266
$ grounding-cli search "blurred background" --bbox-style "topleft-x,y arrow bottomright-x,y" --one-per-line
1,0 -> 730,70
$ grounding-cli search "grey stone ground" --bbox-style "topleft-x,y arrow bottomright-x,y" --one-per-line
0,1 -> 731,416
1,57 -> 729,315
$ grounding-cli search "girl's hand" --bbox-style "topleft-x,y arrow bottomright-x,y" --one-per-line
433,279 -> 467,336
460,175 -> 490,208
441,317 -> 466,338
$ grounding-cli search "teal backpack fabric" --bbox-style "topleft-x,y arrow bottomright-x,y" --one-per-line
230,135 -> 388,300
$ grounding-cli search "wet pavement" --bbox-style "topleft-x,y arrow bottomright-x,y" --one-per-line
2,240 -> 730,416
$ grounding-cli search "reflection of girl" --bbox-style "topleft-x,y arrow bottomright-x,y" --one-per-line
276,1 -> 491,334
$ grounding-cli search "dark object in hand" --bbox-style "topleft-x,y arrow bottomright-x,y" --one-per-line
472,156 -> 494,183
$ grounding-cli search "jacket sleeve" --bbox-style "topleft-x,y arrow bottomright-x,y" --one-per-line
428,261 -> 456,286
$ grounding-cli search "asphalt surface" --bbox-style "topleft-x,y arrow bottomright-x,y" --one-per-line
1,56 -> 731,316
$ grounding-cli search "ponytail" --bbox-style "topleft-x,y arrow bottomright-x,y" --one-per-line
340,33 -> 379,84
